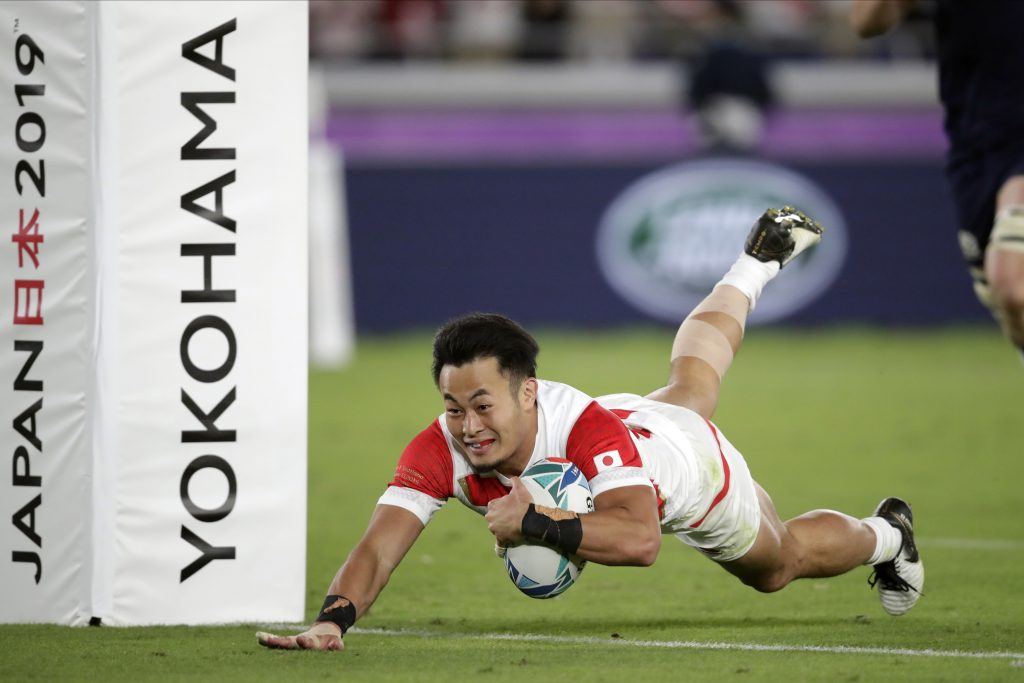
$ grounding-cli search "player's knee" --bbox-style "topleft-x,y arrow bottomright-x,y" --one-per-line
741,568 -> 791,594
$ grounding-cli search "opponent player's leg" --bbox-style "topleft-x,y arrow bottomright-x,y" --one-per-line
647,207 -> 823,418
984,174 -> 1024,356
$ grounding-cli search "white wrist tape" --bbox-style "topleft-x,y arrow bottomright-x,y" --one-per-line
717,254 -> 780,312
990,205 -> 1024,253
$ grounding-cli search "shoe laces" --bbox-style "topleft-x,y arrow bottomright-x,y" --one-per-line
868,559 -> 920,594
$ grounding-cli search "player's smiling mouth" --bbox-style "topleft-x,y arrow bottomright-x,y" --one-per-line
465,438 -> 495,455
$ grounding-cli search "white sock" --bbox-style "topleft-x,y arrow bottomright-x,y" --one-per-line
717,254 -> 780,312
862,516 -> 903,565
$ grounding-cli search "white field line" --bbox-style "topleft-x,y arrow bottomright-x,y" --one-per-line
349,627 -> 1024,661
261,538 -> 1022,656
918,537 -> 1024,551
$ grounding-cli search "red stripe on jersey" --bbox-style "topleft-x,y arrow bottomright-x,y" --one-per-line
566,401 -> 644,481
651,480 -> 666,520
388,420 -> 454,500
609,409 -> 652,440
688,419 -> 731,529
458,474 -> 511,507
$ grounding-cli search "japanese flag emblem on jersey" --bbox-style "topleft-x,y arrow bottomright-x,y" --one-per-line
593,450 -> 623,472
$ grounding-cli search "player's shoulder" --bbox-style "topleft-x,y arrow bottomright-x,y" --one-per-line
536,379 -> 595,418
399,418 -> 454,464
538,380 -> 633,431
391,417 -> 457,500
537,378 -> 593,401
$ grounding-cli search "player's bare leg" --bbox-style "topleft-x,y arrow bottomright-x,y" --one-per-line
721,485 -> 923,615
647,206 -> 923,614
721,484 -> 880,591
647,207 -> 823,418
645,286 -> 748,419
984,175 -> 1024,357
645,207 -> 878,584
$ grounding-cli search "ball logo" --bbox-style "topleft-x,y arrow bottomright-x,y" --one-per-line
596,159 -> 848,324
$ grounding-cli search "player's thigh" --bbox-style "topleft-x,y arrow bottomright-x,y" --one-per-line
644,357 -> 719,419
718,482 -> 792,588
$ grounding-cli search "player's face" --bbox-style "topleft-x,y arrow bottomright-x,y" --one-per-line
439,356 -> 538,476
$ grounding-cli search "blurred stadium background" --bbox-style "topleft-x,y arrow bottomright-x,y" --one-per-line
307,0 -> 986,364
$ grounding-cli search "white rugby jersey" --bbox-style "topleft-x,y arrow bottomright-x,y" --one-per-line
378,380 -> 732,534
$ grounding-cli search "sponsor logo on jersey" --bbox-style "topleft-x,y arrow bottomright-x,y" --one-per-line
593,450 -> 623,472
595,158 -> 848,324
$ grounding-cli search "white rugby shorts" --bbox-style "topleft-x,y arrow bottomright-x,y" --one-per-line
671,422 -> 760,563
599,393 -> 761,564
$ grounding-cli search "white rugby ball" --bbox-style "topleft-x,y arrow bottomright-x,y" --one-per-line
504,458 -> 594,599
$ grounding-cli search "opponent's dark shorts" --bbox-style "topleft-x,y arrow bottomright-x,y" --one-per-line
946,139 -> 1024,269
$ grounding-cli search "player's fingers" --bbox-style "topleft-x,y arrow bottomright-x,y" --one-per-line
510,476 -> 533,501
255,631 -> 300,650
509,476 -> 526,496
295,633 -> 344,651
295,634 -> 318,649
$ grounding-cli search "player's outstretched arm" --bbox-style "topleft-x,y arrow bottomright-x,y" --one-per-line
647,207 -> 823,419
849,0 -> 915,37
256,504 -> 424,652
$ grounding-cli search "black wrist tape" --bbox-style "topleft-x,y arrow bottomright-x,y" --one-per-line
521,503 -> 583,555
315,594 -> 357,635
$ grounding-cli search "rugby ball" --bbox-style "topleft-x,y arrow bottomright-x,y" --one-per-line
504,458 -> 594,599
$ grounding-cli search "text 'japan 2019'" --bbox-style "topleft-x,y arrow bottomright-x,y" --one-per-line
10,28 -> 48,586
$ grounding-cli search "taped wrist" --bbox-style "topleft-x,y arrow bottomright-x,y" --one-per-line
521,503 -> 583,555
315,595 -> 357,635
991,205 -> 1024,253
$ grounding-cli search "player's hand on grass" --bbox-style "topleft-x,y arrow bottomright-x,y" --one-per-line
256,622 -> 344,651
486,476 -> 533,547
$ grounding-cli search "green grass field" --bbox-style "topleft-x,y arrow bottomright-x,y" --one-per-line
2,326 -> 1023,682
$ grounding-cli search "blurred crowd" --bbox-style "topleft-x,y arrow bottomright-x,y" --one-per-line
309,0 -> 937,64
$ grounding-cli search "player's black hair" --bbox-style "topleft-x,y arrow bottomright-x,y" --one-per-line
431,312 -> 539,390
